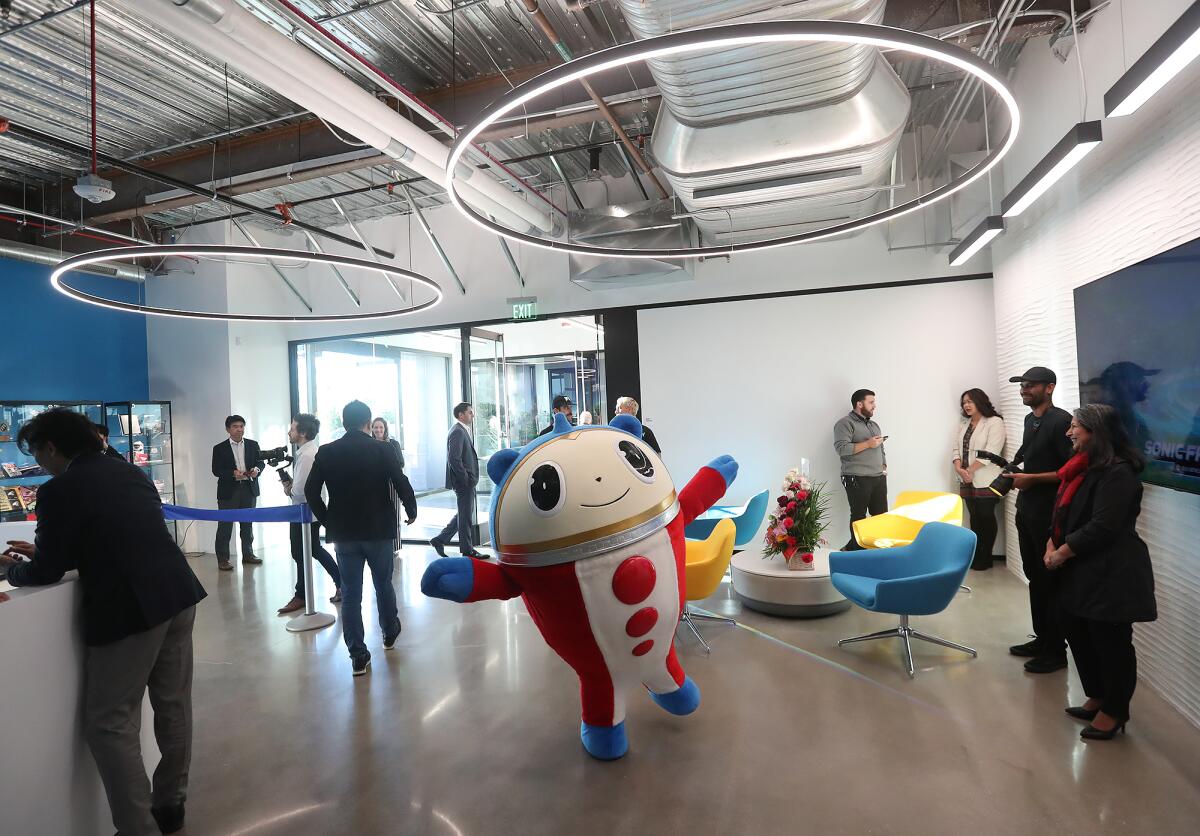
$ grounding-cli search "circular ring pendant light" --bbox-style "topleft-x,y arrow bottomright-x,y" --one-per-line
446,20 -> 1022,259
51,245 -> 442,322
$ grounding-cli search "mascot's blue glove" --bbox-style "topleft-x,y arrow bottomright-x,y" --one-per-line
421,557 -> 475,603
706,455 -> 739,489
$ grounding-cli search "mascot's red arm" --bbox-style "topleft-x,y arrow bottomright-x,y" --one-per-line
678,456 -> 737,526
464,561 -> 522,603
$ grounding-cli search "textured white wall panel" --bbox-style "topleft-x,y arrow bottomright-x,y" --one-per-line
993,25 -> 1200,728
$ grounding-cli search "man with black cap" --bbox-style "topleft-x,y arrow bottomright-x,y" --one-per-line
538,395 -> 574,437
1094,361 -> 1160,452
1007,366 -> 1075,673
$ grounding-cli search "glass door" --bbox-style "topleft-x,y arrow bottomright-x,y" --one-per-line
468,329 -> 506,547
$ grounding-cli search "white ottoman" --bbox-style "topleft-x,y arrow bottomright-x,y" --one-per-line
730,548 -> 850,618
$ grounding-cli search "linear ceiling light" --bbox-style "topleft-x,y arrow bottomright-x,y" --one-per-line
1105,0 -> 1200,117
50,245 -> 441,323
444,20 -> 1021,259
949,216 -> 1005,266
1001,121 -> 1102,218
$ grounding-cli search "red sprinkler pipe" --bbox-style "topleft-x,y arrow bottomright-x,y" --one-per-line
271,0 -> 565,217
89,0 -> 98,174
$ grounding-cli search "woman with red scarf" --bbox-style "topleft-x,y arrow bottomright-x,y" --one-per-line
1043,404 -> 1157,741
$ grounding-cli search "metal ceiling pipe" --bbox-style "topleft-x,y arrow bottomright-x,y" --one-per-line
273,0 -> 562,219
0,200 -> 151,246
519,0 -> 668,199
151,0 -> 554,234
4,121 -> 396,259
0,239 -> 146,280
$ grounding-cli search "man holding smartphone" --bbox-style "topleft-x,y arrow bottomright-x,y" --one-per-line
834,389 -> 888,550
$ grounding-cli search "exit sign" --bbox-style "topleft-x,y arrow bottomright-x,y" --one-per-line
509,296 -> 538,321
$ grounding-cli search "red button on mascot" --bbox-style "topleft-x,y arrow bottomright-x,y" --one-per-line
421,413 -> 736,759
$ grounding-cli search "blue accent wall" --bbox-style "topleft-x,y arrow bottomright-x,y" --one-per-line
1,256 -> 149,400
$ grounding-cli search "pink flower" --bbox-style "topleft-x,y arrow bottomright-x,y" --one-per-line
795,490 -> 809,502
801,552 -> 814,563
783,517 -> 794,528
786,501 -> 796,511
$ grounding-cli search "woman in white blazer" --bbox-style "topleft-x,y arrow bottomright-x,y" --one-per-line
952,388 -> 1007,570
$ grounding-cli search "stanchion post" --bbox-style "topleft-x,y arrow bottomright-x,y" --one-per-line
287,503 -> 337,633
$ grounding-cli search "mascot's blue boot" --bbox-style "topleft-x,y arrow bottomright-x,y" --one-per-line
648,676 -> 701,716
581,721 -> 628,760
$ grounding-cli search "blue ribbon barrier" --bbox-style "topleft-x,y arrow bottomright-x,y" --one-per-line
162,503 -> 314,524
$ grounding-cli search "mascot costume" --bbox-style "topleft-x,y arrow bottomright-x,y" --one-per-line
421,413 -> 737,760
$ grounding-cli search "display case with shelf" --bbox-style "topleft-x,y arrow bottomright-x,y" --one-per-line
0,401 -> 103,521
105,402 -> 177,539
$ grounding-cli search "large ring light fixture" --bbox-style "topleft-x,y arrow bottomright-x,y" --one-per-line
51,245 -> 443,323
446,20 -> 1021,259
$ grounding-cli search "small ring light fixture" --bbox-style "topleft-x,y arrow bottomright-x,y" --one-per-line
50,245 -> 443,323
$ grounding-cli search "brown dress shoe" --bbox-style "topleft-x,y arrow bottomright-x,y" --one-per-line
218,560 -> 234,571
242,555 -> 263,565
277,597 -> 305,615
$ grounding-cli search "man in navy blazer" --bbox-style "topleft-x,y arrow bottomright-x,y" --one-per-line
210,414 -> 265,571
430,402 -> 487,560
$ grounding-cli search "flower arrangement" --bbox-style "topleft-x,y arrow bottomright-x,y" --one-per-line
763,467 -> 830,569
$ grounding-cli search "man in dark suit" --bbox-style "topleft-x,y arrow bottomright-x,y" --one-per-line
615,396 -> 661,454
305,400 -> 416,677
430,402 -> 487,560
210,414 -> 265,571
1,408 -> 206,836
537,394 -> 573,437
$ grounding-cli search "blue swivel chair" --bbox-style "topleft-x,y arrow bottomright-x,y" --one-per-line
830,522 -> 977,678
685,489 -> 771,548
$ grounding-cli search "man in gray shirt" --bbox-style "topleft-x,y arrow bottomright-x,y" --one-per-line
833,388 -> 888,550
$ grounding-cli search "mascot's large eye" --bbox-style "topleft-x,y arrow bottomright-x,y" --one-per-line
617,439 -> 655,484
528,462 -> 566,516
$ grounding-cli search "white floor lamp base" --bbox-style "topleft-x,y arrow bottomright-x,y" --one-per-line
286,611 -> 337,632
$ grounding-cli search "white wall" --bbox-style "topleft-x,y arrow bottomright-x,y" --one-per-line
993,0 -> 1200,728
639,278 -> 998,548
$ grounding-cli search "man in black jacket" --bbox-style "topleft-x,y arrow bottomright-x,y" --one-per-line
305,400 -> 416,676
1,408 -> 206,836
1007,367 -> 1076,674
95,422 -> 126,460
537,394 -> 574,437
210,414 -> 265,571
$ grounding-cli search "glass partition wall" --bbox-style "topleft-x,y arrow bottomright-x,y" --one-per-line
293,316 -> 605,549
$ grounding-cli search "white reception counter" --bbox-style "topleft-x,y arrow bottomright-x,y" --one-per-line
0,521 -> 159,836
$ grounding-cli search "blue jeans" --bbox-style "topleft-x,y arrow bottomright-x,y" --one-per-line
335,540 -> 399,663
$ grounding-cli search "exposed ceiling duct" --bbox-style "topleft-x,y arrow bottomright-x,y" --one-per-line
124,0 -> 555,236
619,0 -> 910,246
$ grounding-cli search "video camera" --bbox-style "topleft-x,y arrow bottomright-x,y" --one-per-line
974,450 -> 1022,498
260,446 -> 294,481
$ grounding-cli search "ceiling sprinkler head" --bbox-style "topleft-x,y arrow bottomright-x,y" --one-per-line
73,173 -> 115,204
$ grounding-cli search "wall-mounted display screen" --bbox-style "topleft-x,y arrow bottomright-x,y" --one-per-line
1075,236 -> 1200,494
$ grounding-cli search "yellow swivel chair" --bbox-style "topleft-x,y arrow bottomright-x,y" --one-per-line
853,491 -> 964,549
680,518 -> 737,654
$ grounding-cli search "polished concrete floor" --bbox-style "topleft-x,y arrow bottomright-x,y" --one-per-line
178,533 -> 1200,835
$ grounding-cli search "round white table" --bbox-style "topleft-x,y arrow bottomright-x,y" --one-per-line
730,548 -> 850,618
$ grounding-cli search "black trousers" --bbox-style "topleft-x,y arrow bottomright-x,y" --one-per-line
437,485 -> 476,553
1016,504 -> 1064,653
289,521 -> 342,599
1063,613 -> 1138,722
841,474 -> 888,550
962,495 -> 1000,569
215,483 -> 255,561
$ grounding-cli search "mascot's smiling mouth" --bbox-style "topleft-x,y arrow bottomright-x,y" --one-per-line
580,487 -> 630,508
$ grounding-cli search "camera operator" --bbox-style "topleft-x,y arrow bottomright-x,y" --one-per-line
278,414 -> 342,615
1006,367 -> 1075,674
